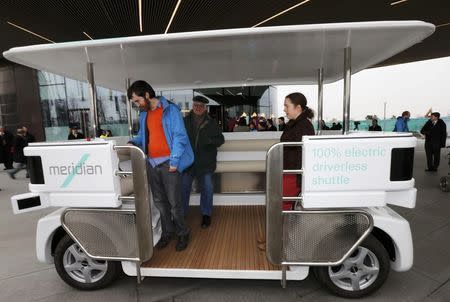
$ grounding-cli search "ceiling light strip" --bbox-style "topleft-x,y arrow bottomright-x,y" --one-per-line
139,0 -> 143,32
165,0 -> 182,34
83,32 -> 94,40
436,22 -> 450,28
252,0 -> 312,28
390,0 -> 408,6
7,21 -> 55,43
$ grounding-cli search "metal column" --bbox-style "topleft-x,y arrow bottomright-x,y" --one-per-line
342,47 -> 352,134
317,68 -> 324,135
125,78 -> 133,138
87,62 -> 99,138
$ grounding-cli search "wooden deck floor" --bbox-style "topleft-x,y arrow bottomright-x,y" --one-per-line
142,206 -> 280,270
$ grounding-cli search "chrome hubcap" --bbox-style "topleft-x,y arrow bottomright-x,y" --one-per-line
63,243 -> 108,283
328,246 -> 380,291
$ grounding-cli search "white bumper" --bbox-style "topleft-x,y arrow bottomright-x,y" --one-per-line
36,208 -> 65,264
367,206 -> 413,272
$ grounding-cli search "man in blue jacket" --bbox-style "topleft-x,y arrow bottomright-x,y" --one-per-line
128,80 -> 194,251
393,111 -> 410,132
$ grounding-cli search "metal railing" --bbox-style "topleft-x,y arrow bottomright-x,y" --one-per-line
266,142 -> 373,288
61,144 -> 152,283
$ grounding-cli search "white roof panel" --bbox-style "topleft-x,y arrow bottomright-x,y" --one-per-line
3,21 -> 434,91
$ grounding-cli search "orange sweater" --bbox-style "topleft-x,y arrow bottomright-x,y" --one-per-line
146,106 -> 171,158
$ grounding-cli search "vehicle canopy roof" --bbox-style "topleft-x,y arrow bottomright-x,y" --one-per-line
3,21 -> 434,91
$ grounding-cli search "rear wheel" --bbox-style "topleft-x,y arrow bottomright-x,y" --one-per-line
54,235 -> 120,290
313,235 -> 390,298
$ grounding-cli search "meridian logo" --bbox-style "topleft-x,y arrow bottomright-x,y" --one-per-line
47,153 -> 103,188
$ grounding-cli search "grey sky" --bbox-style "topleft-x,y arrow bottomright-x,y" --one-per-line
276,56 -> 450,121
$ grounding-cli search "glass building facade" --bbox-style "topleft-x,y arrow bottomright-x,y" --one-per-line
36,70 -> 278,140
38,71 -> 129,141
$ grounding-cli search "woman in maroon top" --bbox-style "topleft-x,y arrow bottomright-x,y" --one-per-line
257,92 -> 315,250
281,92 -> 315,209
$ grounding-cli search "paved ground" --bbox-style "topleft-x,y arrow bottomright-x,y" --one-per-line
0,140 -> 449,302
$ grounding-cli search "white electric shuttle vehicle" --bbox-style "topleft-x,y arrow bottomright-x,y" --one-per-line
5,21 -> 435,298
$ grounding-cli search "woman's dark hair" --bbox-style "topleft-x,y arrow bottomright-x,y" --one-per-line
127,80 -> 155,100
285,92 -> 314,119
238,117 -> 247,126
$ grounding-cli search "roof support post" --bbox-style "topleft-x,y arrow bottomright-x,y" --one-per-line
87,62 -> 99,138
317,68 -> 324,135
342,47 -> 352,134
125,78 -> 133,138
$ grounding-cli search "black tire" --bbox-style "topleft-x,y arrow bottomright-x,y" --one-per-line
54,234 -> 121,290
313,235 -> 390,298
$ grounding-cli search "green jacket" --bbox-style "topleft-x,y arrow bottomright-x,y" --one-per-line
184,111 -> 225,176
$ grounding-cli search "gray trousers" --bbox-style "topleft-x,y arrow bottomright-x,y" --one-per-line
147,161 -> 189,237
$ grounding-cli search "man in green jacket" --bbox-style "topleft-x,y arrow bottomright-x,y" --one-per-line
182,96 -> 225,228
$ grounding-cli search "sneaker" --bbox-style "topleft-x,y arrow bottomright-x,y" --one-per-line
155,234 -> 173,249
175,233 -> 190,251
201,215 -> 211,229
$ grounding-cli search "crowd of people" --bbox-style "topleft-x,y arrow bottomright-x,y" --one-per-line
0,126 -> 36,185
67,127 -> 113,140
226,114 -> 284,132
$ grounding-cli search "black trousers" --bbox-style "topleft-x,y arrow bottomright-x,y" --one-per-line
1,152 -> 13,169
147,161 -> 189,237
425,142 -> 441,170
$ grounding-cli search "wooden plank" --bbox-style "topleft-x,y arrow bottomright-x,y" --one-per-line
142,205 -> 281,270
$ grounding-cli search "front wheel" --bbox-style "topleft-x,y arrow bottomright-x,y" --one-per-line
54,234 -> 121,290
313,235 -> 390,298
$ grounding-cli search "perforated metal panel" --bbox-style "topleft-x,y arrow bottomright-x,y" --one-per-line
63,209 -> 139,260
282,212 -> 371,263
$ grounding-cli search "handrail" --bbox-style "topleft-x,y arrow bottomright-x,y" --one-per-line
265,141 -> 303,265
113,145 -> 153,263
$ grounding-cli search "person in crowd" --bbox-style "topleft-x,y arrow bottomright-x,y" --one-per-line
257,119 -> 268,131
68,127 -> 85,140
182,96 -> 224,228
320,120 -> 330,130
249,123 -> 257,132
22,126 -> 36,143
234,117 -> 249,132
128,80 -> 193,251
258,92 -> 315,251
7,128 -> 28,179
369,119 -> 382,131
281,92 -> 315,206
336,122 -> 343,130
278,117 -> 286,131
330,122 -> 337,130
354,121 -> 361,131
99,129 -> 108,138
0,126 -> 14,170
393,111 -> 411,132
106,130 -> 113,137
267,118 -> 277,131
421,112 -> 447,172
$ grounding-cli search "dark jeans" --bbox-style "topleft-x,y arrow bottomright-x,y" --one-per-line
181,172 -> 214,216
147,161 -> 189,237
425,143 -> 441,170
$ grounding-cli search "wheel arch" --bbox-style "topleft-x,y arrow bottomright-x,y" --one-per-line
371,227 -> 396,262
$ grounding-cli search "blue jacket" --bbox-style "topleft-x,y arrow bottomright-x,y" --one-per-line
393,117 -> 409,132
130,96 -> 194,172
